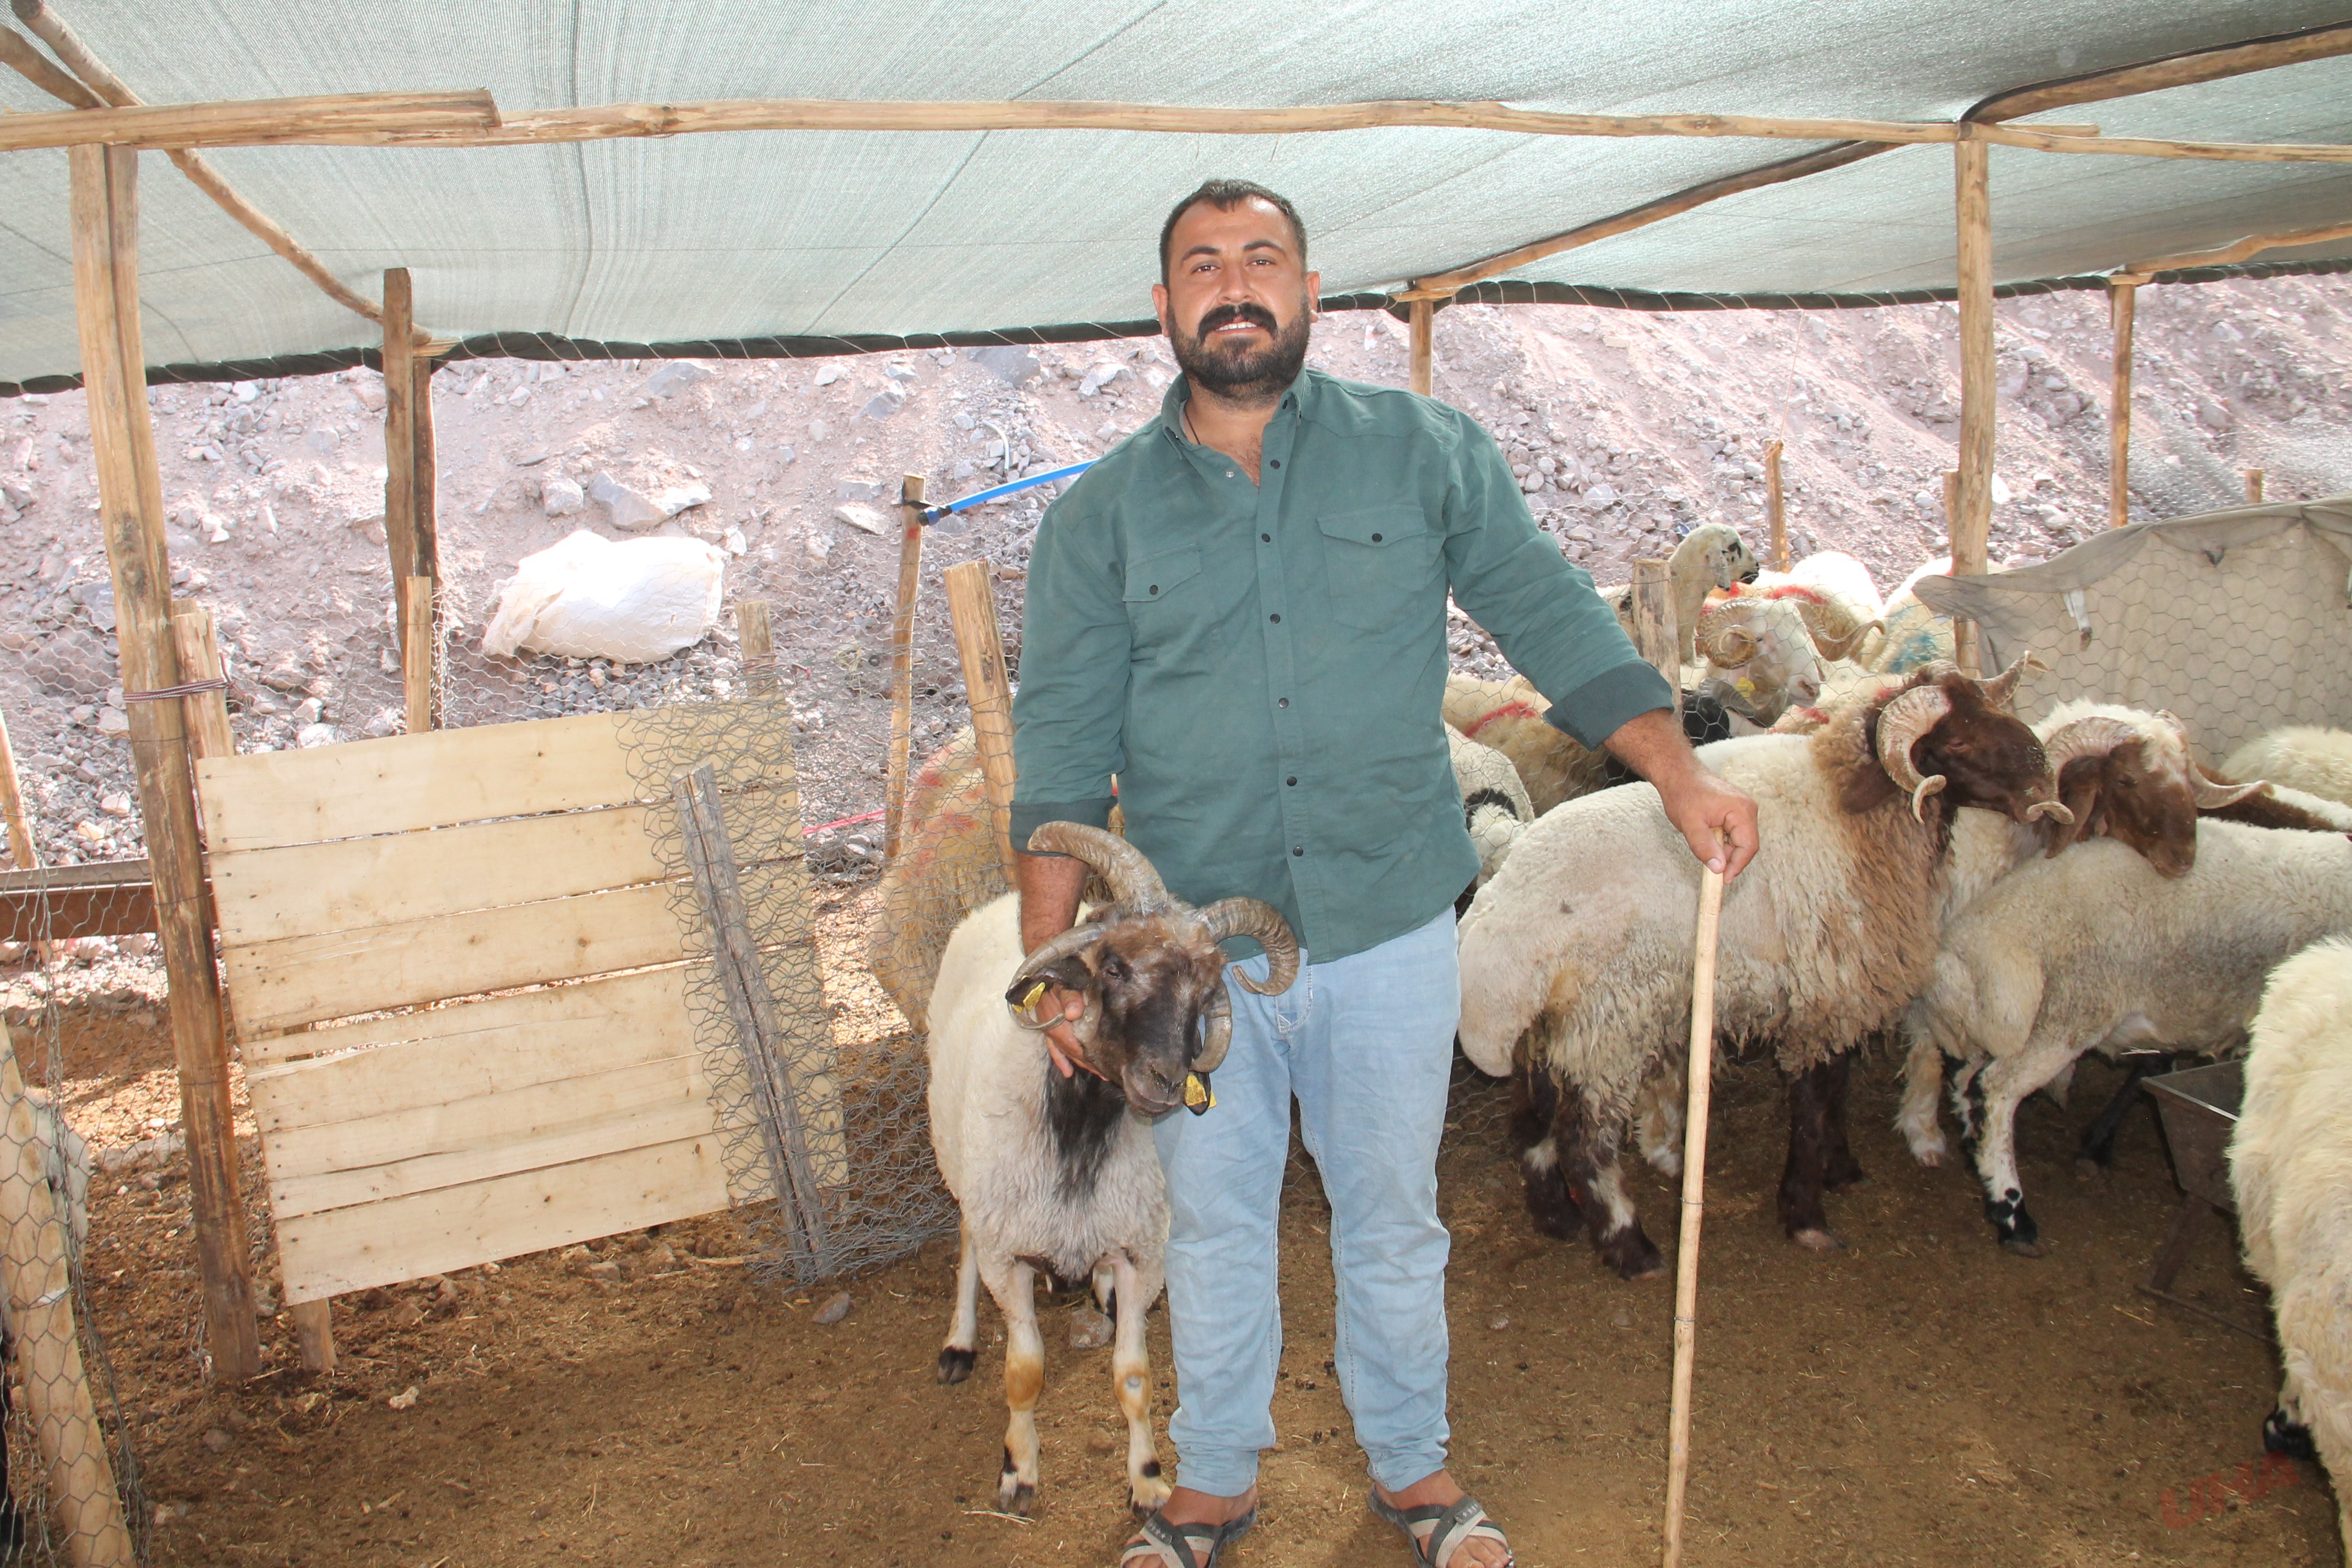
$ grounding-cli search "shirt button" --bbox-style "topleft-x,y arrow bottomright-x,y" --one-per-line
1226,469 -> 1237,478
1270,459 -> 1281,469
1261,533 -> 1271,542
1149,585 -> 1158,595
1371,532 -> 1384,542
1268,613 -> 1281,624
1276,697 -> 1289,708
1286,776 -> 1298,786
1292,846 -> 1304,857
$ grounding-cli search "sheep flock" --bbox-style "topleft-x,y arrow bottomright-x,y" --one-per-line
892,526 -> 2352,1550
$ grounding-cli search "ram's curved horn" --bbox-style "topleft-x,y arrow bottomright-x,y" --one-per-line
1793,597 -> 1881,663
1005,922 -> 1108,1036
1195,989 -> 1233,1074
2156,709 -> 2191,741
1968,651 -> 2045,714
2039,715 -> 2142,780
1025,821 -> 1168,908
1196,897 -> 1300,997
1694,602 -> 1761,668
1876,684 -> 1953,822
2192,765 -> 2268,810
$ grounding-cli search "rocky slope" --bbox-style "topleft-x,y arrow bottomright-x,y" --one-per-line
3,271 -> 2349,883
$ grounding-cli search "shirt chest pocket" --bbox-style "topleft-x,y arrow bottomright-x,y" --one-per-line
1317,506 -> 1436,630
1123,545 -> 1204,649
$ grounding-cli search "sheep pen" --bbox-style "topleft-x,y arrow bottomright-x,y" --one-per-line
12,318 -> 2352,1567
12,873 -> 2329,1567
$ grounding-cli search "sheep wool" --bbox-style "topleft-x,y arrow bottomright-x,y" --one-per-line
1914,823 -> 2352,1251
2223,726 -> 2352,812
1460,706 -> 1955,1092
2231,934 -> 2352,1560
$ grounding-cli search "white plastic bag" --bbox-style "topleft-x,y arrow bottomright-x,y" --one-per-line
481,529 -> 725,663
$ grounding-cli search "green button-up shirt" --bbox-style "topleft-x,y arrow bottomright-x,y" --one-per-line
1010,366 -> 1672,962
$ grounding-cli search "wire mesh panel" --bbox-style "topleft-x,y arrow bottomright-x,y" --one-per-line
619,695 -> 956,1287
1919,497 -> 2352,761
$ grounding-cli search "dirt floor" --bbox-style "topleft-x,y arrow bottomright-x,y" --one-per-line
12,886 -> 2328,1568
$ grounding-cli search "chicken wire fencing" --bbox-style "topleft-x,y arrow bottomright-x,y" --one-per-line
615,693 -> 957,1286
0,1017 -> 150,1567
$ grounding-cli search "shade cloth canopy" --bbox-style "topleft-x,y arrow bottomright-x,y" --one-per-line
3,1 -> 2350,391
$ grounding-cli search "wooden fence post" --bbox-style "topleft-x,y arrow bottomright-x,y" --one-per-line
2109,280 -> 2137,530
0,1023 -> 136,1566
1629,559 -> 1681,715
943,560 -> 1020,882
1408,298 -> 1434,396
0,706 -> 37,874
69,143 -> 260,1381
883,475 -> 926,861
382,270 -> 439,731
736,600 -> 776,698
1951,131 -> 1995,677
1763,439 -> 1788,570
167,602 -> 233,763
401,575 -> 435,731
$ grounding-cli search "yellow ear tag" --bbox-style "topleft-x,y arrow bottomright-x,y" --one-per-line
1734,676 -> 1757,696
1017,979 -> 1049,1020
1183,1072 -> 1215,1115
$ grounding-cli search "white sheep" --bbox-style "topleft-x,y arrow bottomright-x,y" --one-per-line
2230,934 -> 2352,1558
1912,821 -> 2352,1253
928,824 -> 1296,1516
1459,658 -> 2069,1274
1447,723 -> 1533,897
2223,726 -> 2352,812
1893,701 -> 2326,1172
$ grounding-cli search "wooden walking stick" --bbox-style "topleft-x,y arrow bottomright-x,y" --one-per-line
1660,859 -> 1727,1568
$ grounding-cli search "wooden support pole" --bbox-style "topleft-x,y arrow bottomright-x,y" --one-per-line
943,560 -> 1021,883
1628,559 -> 1681,715
290,1301 -> 335,1375
1763,439 -> 1788,570
167,601 -> 233,764
69,142 -> 261,1382
736,599 -> 776,698
2109,281 -> 2137,531
7,0 -> 413,334
0,705 -> 38,873
882,475 -> 927,862
401,576 -> 434,733
381,271 -> 439,728
2245,469 -> 2266,504
1659,865 -> 1727,1568
1407,298 -> 1434,396
0,1023 -> 137,1567
1951,134 -> 1995,677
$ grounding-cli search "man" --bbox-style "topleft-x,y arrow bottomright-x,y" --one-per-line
1010,179 -> 1759,1568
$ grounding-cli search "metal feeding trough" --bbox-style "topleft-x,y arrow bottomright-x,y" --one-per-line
2138,1060 -> 2268,1341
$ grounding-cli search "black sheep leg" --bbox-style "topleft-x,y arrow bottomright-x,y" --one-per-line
1818,1053 -> 1865,1191
1779,1058 -> 1846,1249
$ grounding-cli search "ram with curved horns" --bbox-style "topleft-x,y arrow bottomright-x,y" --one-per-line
925,824 -> 1297,1518
1457,658 -> 2073,1277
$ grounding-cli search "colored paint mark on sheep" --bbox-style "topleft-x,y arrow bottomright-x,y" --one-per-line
2159,1450 -> 2300,1527
1460,702 -> 1545,740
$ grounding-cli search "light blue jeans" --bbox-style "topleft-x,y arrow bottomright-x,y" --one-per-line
1151,908 -> 1460,1497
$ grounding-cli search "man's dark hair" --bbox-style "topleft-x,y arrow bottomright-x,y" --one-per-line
1158,179 -> 1308,285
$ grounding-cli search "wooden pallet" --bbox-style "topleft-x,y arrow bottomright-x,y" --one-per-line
198,711 -> 808,1303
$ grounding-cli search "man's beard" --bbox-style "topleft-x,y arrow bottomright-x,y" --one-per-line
1169,299 -> 1311,403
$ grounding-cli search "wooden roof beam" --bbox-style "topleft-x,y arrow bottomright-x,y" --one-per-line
1401,21 -> 2352,301
6,0 -> 465,341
